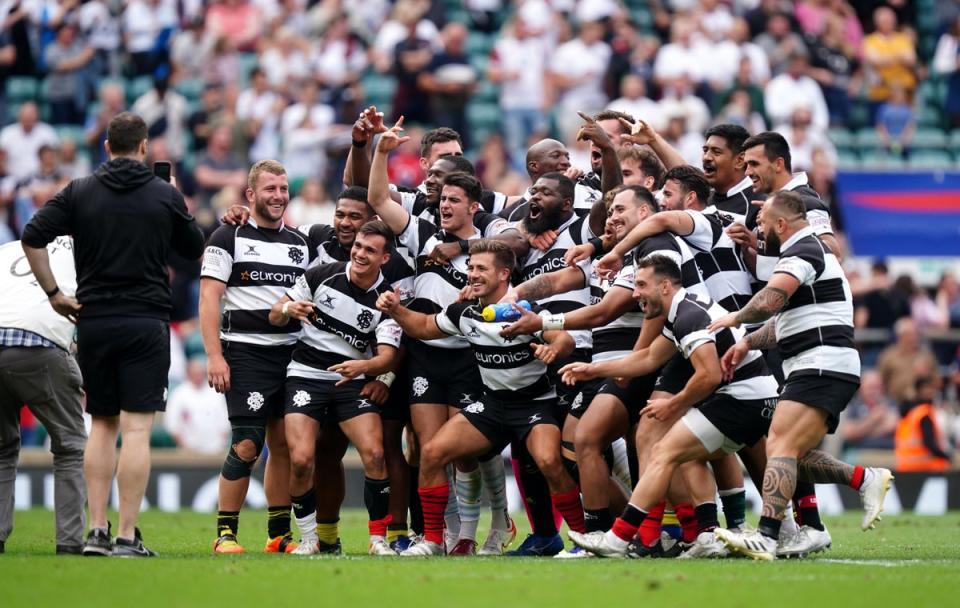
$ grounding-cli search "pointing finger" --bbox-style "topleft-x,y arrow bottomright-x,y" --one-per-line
577,111 -> 595,124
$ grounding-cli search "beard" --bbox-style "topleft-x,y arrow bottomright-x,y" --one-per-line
641,296 -> 663,319
522,203 -> 565,236
763,230 -> 781,256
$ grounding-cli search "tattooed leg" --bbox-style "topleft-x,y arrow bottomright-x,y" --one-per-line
797,449 -> 855,485
760,456 -> 797,521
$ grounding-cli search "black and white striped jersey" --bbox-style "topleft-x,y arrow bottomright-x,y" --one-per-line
284,261 -> 402,382
515,214 -> 596,349
771,226 -> 859,383
708,176 -> 763,230
398,215 -> 478,349
201,221 -> 315,346
297,222 -> 416,301
663,288 -> 780,400
436,300 -> 556,401
498,178 -> 602,222
679,209 -> 754,313
616,231 -> 709,301
395,185 -> 510,237
588,269 -> 643,363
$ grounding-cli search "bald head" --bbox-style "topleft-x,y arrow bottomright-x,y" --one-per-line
765,190 -> 807,222
525,139 -> 570,181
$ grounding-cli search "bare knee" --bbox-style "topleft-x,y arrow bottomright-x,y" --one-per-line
289,449 -> 315,481
532,450 -> 565,480
234,439 -> 258,462
357,444 -> 386,473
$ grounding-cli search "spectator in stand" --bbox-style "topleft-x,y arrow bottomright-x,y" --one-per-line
188,84 -> 224,155
712,18 -> 771,91
715,56 -> 768,120
59,137 -> 90,180
474,133 -> 512,191
895,375 -> 952,473
807,13 -> 860,127
0,103 -> 58,182
77,0 -> 121,79
13,144 -> 69,235
202,35 -> 241,87
260,27 -> 311,96
936,272 -> 960,328
280,80 -> 337,183
839,370 -> 899,450
122,0 -> 177,77
932,16 -> 960,128
418,22 -> 476,148
84,83 -> 125,166
660,111 -> 705,166
764,52 -> 830,132
909,279 -> 948,334
131,75 -> 190,162
236,68 -> 282,163
796,0 -> 863,49
170,17 -> 212,82
755,12 -> 809,76
313,13 -> 369,113
193,125 -> 248,210
715,88 -> 767,135
286,178 -> 334,227
607,74 -> 664,131
372,0 -> 439,74
44,23 -> 94,126
163,358 -> 230,455
205,0 -> 263,53
550,19 -> 611,143
390,5 -> 436,126
487,15 -> 549,172
854,260 -> 911,330
775,106 -> 836,172
876,317 -> 939,407
658,74 -> 710,134
863,6 -> 916,118
0,28 -> 14,125
652,17 -> 709,88
875,85 -> 915,159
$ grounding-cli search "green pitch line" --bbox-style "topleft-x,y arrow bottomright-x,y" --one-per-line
3,510 -> 959,608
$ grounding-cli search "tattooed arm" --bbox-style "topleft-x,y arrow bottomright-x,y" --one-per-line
745,318 -> 778,350
708,271 -> 801,332
515,265 -> 586,302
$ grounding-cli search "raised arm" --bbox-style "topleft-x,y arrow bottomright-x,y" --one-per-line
619,117 -> 685,171
708,270 -> 801,332
343,106 -> 386,188
376,290 -> 447,341
368,118 -> 412,234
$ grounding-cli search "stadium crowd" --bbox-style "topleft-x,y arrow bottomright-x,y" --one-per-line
2,0 -> 958,559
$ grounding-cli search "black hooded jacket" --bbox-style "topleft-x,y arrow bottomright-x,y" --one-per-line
22,157 -> 205,319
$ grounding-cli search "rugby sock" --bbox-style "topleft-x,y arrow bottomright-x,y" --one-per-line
479,455 -> 509,531
267,504 -> 291,538
718,488 -> 747,530
694,502 -> 719,533
850,465 -> 866,490
456,468 -> 482,541
609,503 -> 646,545
418,483 -> 449,546
551,487 -> 586,534
638,501 -> 665,546
443,468 -> 460,539
793,481 -> 824,531
758,515 -> 781,541
291,489 -> 318,543
517,458 -> 560,536
386,522 -> 408,543
364,476 -> 392,537
409,467 -> 424,535
610,437 -> 633,492
217,510 -> 239,537
675,502 -> 698,543
316,519 -> 339,545
661,508 -> 682,540
584,508 -> 612,533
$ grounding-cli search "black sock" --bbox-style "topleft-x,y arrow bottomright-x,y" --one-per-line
217,510 -> 239,537
364,476 -> 391,522
291,489 -> 317,521
694,502 -> 719,533
519,455 -> 558,537
792,482 -> 824,531
408,467 -> 424,535
758,516 -> 781,540
719,490 -> 746,529
621,504 -> 646,528
267,505 -> 291,538
584,508 -> 613,533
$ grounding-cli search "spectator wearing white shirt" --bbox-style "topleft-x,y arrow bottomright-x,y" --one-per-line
550,19 -> 611,143
0,103 -> 58,181
658,74 -> 711,134
313,14 -> 369,93
774,106 -> 836,173
755,11 -> 809,76
281,81 -> 336,181
607,74 -> 664,130
652,18 -> 711,87
711,18 -> 771,90
286,178 -> 335,227
696,0 -> 734,38
662,111 -> 706,167
259,28 -> 312,95
371,0 -> 440,73
764,53 -> 830,132
131,76 -> 190,161
122,0 -> 177,76
163,358 -> 230,455
236,68 -> 282,163
488,16 -> 550,172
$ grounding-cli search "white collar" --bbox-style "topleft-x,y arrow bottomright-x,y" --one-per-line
668,287 -> 687,322
345,261 -> 384,292
780,225 -> 815,251
247,217 -> 285,231
725,175 -> 753,197
782,172 -> 809,191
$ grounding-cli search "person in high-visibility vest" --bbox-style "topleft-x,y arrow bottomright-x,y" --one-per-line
895,376 -> 952,473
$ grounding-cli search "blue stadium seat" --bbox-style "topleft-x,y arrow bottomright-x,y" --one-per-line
126,75 -> 153,104
467,102 -> 501,134
361,74 -> 396,108
836,149 -> 860,170
175,78 -> 205,102
828,127 -> 854,148
908,149 -> 953,169
6,76 -> 38,103
855,128 -> 884,149
859,150 -> 907,170
55,125 -> 86,143
911,128 -> 947,149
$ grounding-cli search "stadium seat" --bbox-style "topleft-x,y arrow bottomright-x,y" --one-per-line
237,53 -> 259,87
175,78 -> 205,102
949,130 -> 960,148
477,80 -> 499,103
917,105 -> 942,128
470,54 -> 489,75
6,76 -> 39,103
126,75 -> 153,104
361,75 -> 396,108
828,127 -> 854,148
466,32 -> 493,57
907,149 -> 953,169
911,128 -> 947,149
467,102 -> 501,134
55,125 -> 86,143
855,128 -> 884,149
836,149 -> 860,170
859,150 -> 906,170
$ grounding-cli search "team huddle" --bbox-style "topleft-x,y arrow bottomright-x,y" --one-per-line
199,107 -> 893,561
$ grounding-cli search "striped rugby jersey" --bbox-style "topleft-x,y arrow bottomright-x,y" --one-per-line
395,185 -> 509,237
201,220 -> 315,346
284,261 -> 402,382
707,176 -> 763,230
679,209 -> 754,314
499,177 -> 602,222
663,288 -> 779,401
437,300 -> 556,401
771,226 -> 859,383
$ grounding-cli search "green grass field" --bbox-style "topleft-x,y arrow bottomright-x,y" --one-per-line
3,510 -> 960,607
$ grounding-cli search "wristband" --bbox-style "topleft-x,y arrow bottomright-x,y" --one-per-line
351,138 -> 367,148
45,285 -> 60,298
587,237 -> 604,259
539,311 -> 565,331
376,372 -> 396,387
282,301 -> 291,317
458,239 -> 470,254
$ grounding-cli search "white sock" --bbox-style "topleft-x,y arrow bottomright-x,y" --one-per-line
456,467 -> 482,541
444,465 -> 461,537
603,529 -> 630,550
295,512 -> 318,544
480,456 -> 509,531
610,437 -> 632,493
780,503 -> 798,537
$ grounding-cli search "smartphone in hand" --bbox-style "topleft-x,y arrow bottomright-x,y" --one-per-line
153,161 -> 173,182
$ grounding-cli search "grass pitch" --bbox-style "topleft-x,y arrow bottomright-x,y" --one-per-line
3,510 -> 959,607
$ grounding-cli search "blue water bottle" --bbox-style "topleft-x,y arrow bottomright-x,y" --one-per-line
482,300 -> 532,322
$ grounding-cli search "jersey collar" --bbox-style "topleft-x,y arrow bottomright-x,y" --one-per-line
246,217 -> 286,231
668,286 -> 688,322
782,172 -> 809,191
725,175 -> 753,197
780,225 -> 815,251
345,261 -> 385,292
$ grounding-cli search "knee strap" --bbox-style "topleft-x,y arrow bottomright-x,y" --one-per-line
222,423 -> 266,481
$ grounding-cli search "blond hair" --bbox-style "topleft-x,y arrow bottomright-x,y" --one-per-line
248,159 -> 286,190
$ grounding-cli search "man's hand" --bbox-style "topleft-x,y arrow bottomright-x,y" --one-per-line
719,339 -> 750,381
376,290 -> 400,314
726,223 -> 758,252
361,379 -> 390,405
428,241 -> 462,265
328,359 -> 370,386
595,251 -> 623,279
221,204 -> 250,226
456,284 -> 476,302
529,229 -> 558,252
352,106 -> 387,143
207,354 -> 231,393
559,362 -> 597,385
643,397 -> 681,422
564,242 -> 595,266
563,166 -> 583,181
497,286 -> 519,304
375,117 -> 410,153
284,300 -> 316,321
49,292 -> 81,324
706,311 -> 739,333
531,341 -> 561,365
500,304 -> 544,338
620,117 -> 658,146
576,111 -> 614,150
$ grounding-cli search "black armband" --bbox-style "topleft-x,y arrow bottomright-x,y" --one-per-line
588,237 -> 605,259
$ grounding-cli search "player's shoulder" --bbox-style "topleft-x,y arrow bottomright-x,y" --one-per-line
305,260 -> 348,284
